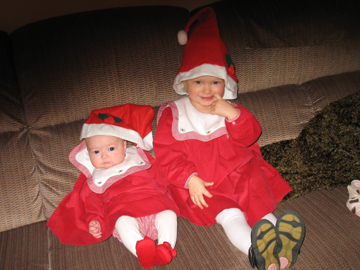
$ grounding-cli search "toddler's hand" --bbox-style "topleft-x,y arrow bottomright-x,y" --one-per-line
188,175 -> 214,209
89,220 -> 102,238
210,93 -> 239,120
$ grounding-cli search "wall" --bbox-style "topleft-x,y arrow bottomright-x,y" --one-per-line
0,0 -> 218,34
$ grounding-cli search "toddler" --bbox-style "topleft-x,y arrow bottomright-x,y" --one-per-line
47,104 -> 179,268
153,7 -> 305,270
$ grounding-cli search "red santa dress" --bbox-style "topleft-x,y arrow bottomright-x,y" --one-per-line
47,142 -> 179,246
153,97 -> 292,227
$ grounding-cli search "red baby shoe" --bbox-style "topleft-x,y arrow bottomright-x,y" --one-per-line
136,236 -> 156,268
154,242 -> 177,266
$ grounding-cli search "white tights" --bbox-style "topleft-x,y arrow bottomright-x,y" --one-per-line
215,208 -> 277,254
114,210 -> 177,257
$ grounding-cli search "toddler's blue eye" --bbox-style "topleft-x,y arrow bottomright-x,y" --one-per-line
94,150 -> 100,154
213,81 -> 220,85
109,147 -> 115,151
195,81 -> 202,84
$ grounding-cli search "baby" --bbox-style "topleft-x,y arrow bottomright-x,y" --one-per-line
47,104 -> 179,268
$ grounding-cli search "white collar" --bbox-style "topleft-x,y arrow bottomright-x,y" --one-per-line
70,143 -> 151,193
91,146 -> 148,187
171,97 -> 228,141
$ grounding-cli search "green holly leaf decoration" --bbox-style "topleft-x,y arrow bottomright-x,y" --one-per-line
98,113 -> 122,123
98,113 -> 109,120
225,53 -> 235,69
113,117 -> 122,123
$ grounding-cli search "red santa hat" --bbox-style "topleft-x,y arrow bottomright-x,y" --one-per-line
80,104 -> 154,151
174,7 -> 238,100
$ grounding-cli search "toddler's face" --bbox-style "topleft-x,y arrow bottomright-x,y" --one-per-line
183,76 -> 225,113
85,135 -> 126,169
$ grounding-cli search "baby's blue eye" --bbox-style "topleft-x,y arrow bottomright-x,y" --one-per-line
94,150 -> 100,154
195,81 -> 202,84
109,147 -> 115,151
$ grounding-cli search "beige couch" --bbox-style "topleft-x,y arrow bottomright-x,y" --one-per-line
1,0 -> 360,269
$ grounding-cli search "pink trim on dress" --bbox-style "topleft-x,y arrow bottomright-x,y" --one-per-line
184,172 -> 198,189
226,107 -> 241,122
68,140 -> 92,178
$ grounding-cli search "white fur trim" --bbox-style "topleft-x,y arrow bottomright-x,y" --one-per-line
142,132 -> 153,151
80,124 -> 153,151
173,64 -> 238,100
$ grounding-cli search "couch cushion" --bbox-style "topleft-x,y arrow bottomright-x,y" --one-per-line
235,71 -> 360,147
45,186 -> 360,269
0,31 -> 46,232
2,187 -> 358,269
274,186 -> 360,269
10,6 -> 187,129
261,89 -> 360,200
30,121 -> 86,218
209,0 -> 360,92
0,31 -> 24,130
0,221 -> 48,270
48,216 -> 249,270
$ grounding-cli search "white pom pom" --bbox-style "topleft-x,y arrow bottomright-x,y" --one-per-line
177,30 -> 188,45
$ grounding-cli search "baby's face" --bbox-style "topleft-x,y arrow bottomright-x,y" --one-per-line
183,76 -> 225,113
85,135 -> 126,169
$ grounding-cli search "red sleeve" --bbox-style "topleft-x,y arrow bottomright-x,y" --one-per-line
225,104 -> 262,147
46,173 -> 109,246
81,183 -> 105,231
153,106 -> 197,189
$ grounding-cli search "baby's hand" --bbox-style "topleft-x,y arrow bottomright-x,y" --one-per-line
89,220 -> 102,238
210,93 -> 239,120
188,175 -> 214,209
